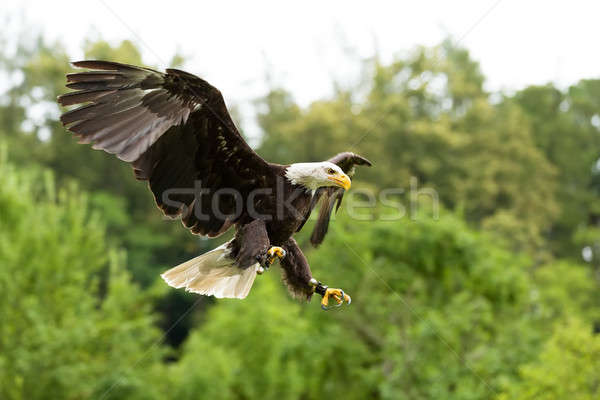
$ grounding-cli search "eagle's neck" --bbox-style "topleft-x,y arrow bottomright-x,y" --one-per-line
285,163 -> 321,192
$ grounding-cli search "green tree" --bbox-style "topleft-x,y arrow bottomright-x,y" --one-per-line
498,318 -> 600,400
257,41 -> 559,254
514,82 -> 600,257
170,208 -> 590,399
0,150 -> 167,400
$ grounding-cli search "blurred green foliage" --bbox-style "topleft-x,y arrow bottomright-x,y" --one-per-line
0,153 -> 167,400
498,318 -> 600,400
1,27 -> 600,399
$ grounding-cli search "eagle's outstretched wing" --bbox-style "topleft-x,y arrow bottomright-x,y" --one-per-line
298,152 -> 371,246
58,60 -> 272,237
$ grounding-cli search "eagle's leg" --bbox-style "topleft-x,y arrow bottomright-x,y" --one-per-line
309,279 -> 352,310
234,219 -> 274,275
279,238 -> 351,308
257,246 -> 287,274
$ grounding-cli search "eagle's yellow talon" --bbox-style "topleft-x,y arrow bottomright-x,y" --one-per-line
266,246 -> 286,266
320,288 -> 351,310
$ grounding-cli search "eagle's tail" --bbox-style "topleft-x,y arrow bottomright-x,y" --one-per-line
161,241 -> 259,299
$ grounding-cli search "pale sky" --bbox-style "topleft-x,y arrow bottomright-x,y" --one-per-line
4,0 -> 600,140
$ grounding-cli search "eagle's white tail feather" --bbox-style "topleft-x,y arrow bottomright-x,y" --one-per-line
160,241 -> 259,299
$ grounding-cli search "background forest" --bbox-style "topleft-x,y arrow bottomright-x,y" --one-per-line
1,19 -> 600,400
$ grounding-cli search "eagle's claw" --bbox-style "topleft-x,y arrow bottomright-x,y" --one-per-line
260,246 -> 286,272
321,288 -> 351,310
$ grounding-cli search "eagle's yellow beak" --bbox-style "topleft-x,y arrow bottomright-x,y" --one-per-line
328,173 -> 351,190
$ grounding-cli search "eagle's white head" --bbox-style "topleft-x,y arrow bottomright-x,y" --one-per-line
285,162 -> 351,191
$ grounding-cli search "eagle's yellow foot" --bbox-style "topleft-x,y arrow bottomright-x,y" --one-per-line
261,246 -> 285,269
258,246 -> 287,274
267,246 -> 286,264
321,288 -> 352,310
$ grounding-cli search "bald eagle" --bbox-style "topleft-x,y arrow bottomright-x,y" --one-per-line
57,61 -> 371,309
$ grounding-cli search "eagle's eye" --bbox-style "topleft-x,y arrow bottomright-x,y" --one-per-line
327,168 -> 336,175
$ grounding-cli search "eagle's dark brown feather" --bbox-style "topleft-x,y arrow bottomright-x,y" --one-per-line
58,60 -> 272,237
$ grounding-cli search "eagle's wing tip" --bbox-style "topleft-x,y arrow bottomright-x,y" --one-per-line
70,60 -> 87,68
356,154 -> 373,167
